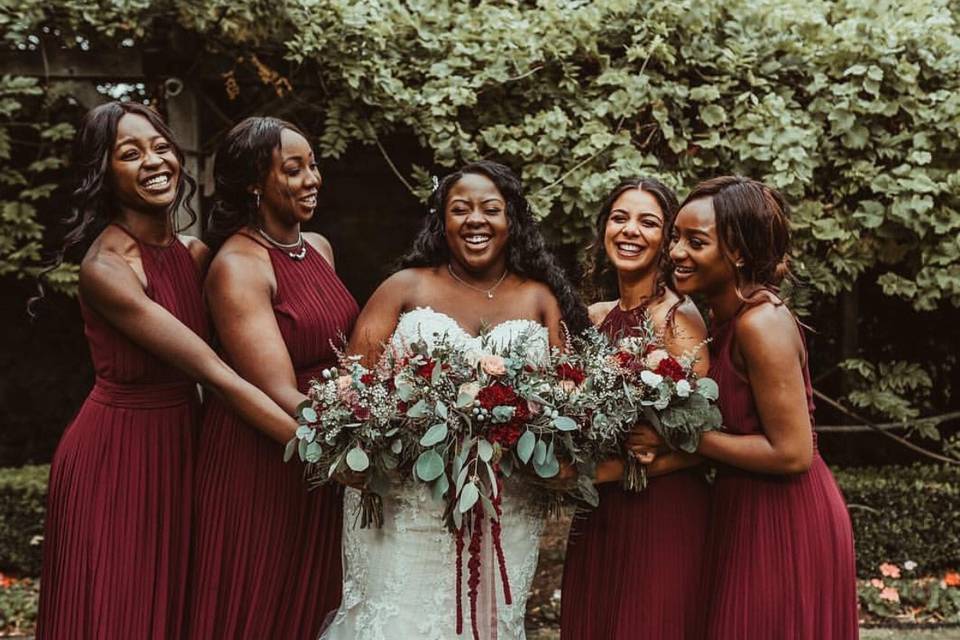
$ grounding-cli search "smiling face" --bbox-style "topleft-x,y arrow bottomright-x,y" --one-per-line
603,188 -> 665,278
670,196 -> 738,297
258,128 -> 321,225
444,172 -> 510,275
110,113 -> 181,214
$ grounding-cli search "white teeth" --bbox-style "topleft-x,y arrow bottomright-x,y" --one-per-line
617,243 -> 643,253
675,266 -> 695,274
300,195 -> 317,207
465,235 -> 490,245
142,174 -> 169,189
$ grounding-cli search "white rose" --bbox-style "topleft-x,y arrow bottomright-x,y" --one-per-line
640,370 -> 663,387
676,379 -> 692,398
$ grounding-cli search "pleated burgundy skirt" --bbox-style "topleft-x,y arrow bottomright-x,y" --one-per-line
187,391 -> 343,640
561,471 -> 710,639
702,458 -> 858,639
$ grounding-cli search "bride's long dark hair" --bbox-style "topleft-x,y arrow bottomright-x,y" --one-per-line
396,160 -> 590,333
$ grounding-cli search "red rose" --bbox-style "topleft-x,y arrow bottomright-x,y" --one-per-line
655,357 -> 685,381
556,363 -> 586,385
360,373 -> 375,385
477,383 -> 519,410
353,406 -> 371,420
416,359 -> 437,379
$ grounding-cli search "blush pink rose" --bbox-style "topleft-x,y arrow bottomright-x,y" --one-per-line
480,354 -> 507,377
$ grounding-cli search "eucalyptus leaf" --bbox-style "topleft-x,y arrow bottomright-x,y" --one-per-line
552,415 -> 578,431
534,439 -> 548,466
407,399 -> 431,418
415,449 -> 445,482
300,406 -> 318,423
419,422 -> 448,447
458,481 -> 479,513
283,437 -> 297,463
432,472 -> 449,502
516,430 -> 536,464
305,441 -> 322,463
477,438 -> 493,462
346,446 -> 370,472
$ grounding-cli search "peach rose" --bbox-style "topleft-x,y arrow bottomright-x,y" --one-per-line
480,354 -> 507,376
644,349 -> 670,370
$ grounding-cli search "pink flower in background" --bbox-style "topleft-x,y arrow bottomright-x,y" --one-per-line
480,355 -> 507,377
879,562 -> 901,579
869,579 -> 884,589
878,587 -> 900,603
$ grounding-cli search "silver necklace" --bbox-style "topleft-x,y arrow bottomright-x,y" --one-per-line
257,227 -> 307,260
446,263 -> 508,299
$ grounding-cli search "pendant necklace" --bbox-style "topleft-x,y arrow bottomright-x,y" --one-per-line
447,263 -> 508,299
257,227 -> 307,261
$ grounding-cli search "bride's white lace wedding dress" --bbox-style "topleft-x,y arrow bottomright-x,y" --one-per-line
320,307 -> 548,640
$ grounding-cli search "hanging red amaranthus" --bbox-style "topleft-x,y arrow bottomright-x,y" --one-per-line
491,475 -> 512,605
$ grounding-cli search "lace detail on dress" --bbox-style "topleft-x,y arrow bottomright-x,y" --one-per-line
321,308 -> 548,640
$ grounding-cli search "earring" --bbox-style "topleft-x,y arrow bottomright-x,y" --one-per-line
736,261 -> 745,268
254,191 -> 261,210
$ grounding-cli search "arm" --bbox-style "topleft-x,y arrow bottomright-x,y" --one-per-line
696,305 -> 813,475
346,271 -> 411,366
594,451 -> 702,484
205,248 -> 305,416
80,251 -> 297,444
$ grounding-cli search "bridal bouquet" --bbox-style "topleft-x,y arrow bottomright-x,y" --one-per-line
285,355 -> 414,528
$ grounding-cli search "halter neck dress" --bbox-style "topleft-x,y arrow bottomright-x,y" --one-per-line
37,227 -> 208,639
561,304 -> 710,639
702,303 -> 857,638
188,233 -> 359,640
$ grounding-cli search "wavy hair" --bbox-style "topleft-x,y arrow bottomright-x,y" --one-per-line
204,116 -> 307,253
582,176 -> 680,305
396,160 -> 590,333
32,101 -> 196,312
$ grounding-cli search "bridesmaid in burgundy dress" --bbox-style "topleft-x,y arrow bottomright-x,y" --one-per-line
561,177 -> 710,640
671,176 -> 857,638
37,103 -> 302,639
188,117 -> 359,640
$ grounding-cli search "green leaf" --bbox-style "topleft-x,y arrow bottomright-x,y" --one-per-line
305,441 -> 322,463
477,438 -> 493,462
415,449 -> 445,482
552,415 -> 578,431
283,437 -> 297,463
432,472 -> 449,501
346,446 -> 370,472
516,430 -> 536,464
458,481 -> 479,513
696,378 -> 719,401
419,422 -> 448,447
300,406 -> 318,423
407,399 -> 431,418
534,439 -> 547,466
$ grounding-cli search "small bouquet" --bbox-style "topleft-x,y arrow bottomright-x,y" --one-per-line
601,315 -> 722,490
285,355 -> 414,528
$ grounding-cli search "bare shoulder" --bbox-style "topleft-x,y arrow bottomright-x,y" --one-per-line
206,234 -> 272,289
178,234 -> 211,271
378,267 -> 430,296
588,300 -> 617,326
670,296 -> 707,336
735,301 -> 800,351
304,232 -> 334,266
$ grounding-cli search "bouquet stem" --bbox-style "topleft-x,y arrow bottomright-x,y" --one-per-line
353,490 -> 384,529
622,456 -> 648,492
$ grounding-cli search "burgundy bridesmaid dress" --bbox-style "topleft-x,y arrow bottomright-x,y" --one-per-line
188,235 -> 359,640
561,305 -> 710,640
37,228 -> 208,639
702,305 -> 858,639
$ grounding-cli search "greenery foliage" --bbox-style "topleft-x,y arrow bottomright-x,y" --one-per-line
834,464 -> 960,577
1,0 -> 959,428
0,465 -> 47,577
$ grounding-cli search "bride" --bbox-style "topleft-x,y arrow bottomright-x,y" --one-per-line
321,161 -> 589,639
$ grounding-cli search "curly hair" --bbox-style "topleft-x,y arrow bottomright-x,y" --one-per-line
582,176 -> 680,305
679,175 -> 792,292
396,160 -> 590,333
204,116 -> 308,253
32,101 -> 197,312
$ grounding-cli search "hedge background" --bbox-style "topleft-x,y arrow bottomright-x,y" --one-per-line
1,0 -> 959,465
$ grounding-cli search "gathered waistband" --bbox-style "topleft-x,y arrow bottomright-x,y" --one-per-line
88,378 -> 198,409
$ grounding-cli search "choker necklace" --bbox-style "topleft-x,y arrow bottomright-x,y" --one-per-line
257,227 -> 307,260
447,263 -> 508,299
